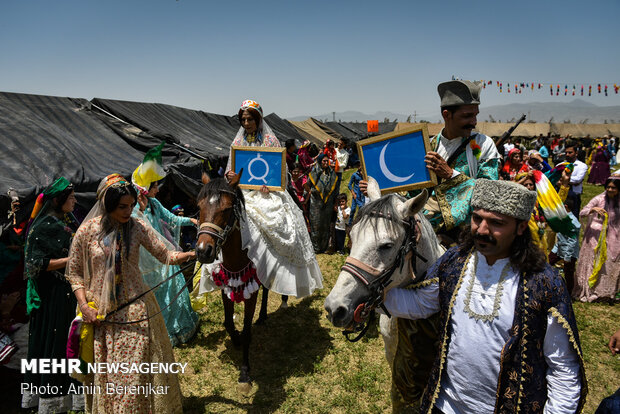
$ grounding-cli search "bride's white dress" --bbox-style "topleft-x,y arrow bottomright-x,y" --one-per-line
199,123 -> 323,298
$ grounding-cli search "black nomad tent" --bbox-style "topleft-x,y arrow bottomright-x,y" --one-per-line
0,92 -> 149,223
0,92 -> 314,228
0,93 -> 218,226
91,98 -> 237,157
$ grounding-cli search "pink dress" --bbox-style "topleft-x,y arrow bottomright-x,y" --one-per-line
573,193 -> 620,301
66,217 -> 183,414
587,148 -> 611,185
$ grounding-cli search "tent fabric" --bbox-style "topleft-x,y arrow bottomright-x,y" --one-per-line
0,93 -> 207,227
339,121 -> 398,137
550,123 -> 616,138
289,118 -> 341,145
607,124 -> 620,137
394,122 -> 443,136
324,122 -> 365,142
263,113 -> 316,145
0,92 -> 147,208
91,98 -> 237,157
92,99 -> 310,152
474,122 -> 549,138
395,122 -> 551,138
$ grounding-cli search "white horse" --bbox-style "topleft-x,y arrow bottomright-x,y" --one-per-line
324,177 -> 445,409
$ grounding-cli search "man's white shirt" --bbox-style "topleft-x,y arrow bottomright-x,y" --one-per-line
383,252 -> 581,414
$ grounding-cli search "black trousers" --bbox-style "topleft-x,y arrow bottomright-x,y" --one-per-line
334,228 -> 346,252
567,190 -> 582,218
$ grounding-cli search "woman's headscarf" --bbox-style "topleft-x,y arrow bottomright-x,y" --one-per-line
24,177 -> 75,269
239,99 -> 263,118
507,148 -> 521,162
502,148 -> 523,175
234,99 -> 277,145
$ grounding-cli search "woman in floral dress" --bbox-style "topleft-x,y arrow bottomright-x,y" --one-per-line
66,174 -> 195,414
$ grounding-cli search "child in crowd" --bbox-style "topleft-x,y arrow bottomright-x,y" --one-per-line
347,161 -> 365,226
334,193 -> 350,255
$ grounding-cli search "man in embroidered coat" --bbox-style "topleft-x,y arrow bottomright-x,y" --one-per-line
384,179 -> 587,414
423,80 -> 501,243
387,80 -> 502,412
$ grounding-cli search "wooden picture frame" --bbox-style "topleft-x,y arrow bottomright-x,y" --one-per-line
356,124 -> 437,194
230,146 -> 287,191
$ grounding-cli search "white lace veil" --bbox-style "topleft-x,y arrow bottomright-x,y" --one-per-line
70,174 -> 130,316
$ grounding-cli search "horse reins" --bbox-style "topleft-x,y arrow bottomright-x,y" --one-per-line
196,189 -> 243,257
340,210 -> 427,342
104,260 -> 199,325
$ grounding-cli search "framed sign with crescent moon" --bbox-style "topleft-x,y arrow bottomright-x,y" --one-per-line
230,146 -> 287,191
356,124 -> 437,194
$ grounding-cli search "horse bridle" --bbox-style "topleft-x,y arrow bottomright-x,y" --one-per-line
340,210 -> 427,342
196,190 -> 243,257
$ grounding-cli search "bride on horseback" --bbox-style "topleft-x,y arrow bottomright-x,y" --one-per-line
201,99 -> 323,311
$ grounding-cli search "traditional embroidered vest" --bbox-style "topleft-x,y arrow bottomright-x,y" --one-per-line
420,247 -> 587,414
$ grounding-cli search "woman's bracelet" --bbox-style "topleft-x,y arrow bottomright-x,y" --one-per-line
79,302 -> 89,310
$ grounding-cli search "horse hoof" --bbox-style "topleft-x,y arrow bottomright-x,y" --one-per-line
237,381 -> 253,395
255,315 -> 268,325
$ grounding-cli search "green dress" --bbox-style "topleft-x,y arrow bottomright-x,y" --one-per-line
132,197 -> 199,346
22,213 -> 83,413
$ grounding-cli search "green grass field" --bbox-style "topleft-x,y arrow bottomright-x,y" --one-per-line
173,171 -> 619,413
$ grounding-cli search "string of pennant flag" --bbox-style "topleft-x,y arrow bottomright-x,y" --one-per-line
476,79 -> 619,96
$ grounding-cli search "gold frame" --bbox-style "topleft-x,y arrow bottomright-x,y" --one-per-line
230,146 -> 287,191
356,124 -> 437,194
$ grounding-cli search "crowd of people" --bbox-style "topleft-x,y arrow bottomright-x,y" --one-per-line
0,88 -> 618,414
498,133 -> 619,304
365,80 -> 618,413
281,134 -> 366,255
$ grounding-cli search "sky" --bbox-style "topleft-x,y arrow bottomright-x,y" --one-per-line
1,0 -> 619,122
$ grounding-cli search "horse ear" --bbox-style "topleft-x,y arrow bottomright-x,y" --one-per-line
201,172 -> 211,185
229,168 -> 243,189
366,176 -> 381,201
399,189 -> 428,219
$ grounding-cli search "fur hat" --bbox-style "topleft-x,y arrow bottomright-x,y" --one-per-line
471,179 -> 537,221
438,80 -> 482,108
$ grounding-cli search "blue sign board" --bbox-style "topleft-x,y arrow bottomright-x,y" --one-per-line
231,146 -> 286,191
358,125 -> 436,194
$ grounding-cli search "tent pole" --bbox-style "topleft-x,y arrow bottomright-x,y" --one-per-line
90,102 -> 131,125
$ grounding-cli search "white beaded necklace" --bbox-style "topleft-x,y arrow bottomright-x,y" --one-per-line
463,253 -> 511,322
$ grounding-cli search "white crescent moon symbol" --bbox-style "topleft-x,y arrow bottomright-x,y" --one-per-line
379,142 -> 415,183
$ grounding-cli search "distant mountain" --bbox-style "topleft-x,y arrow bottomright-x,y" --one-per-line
479,99 -> 620,124
288,110 -> 410,123
288,100 -> 620,124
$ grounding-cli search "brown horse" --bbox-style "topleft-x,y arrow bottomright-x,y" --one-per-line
195,173 -> 268,384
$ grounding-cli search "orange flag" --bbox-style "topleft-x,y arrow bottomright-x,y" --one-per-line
367,120 -> 379,133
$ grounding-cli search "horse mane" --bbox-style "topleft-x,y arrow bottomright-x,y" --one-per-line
352,194 -> 406,234
414,211 -> 445,269
353,193 -> 445,272
198,177 -> 245,208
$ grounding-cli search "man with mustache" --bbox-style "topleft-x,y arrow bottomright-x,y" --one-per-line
371,80 -> 502,411
383,179 -> 586,414
424,80 -> 501,245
